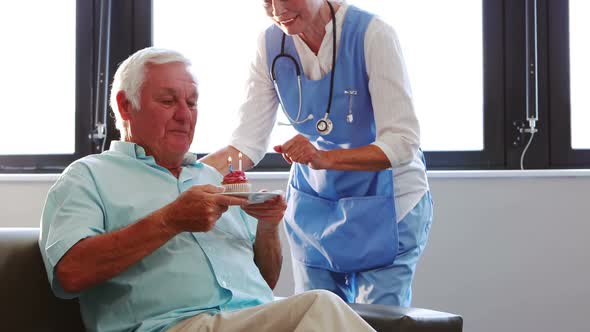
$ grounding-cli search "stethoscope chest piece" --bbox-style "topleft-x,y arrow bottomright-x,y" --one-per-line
316,116 -> 334,136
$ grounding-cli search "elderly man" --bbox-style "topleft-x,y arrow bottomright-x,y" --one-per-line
38,47 -> 374,332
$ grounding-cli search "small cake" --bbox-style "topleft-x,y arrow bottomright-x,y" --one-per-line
222,170 -> 252,193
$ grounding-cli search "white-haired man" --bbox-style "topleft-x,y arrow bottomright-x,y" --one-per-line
38,47 -> 374,332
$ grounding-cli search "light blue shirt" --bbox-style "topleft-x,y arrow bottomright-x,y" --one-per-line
39,141 -> 274,332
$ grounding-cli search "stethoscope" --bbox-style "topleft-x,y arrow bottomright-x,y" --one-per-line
270,1 -> 337,136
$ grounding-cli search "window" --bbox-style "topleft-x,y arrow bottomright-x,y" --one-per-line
153,1 -> 486,153
0,0 -> 93,172
0,1 -> 75,154
548,0 -> 590,167
151,0 -> 501,169
348,0 -> 484,152
568,0 -> 590,150
152,1 -> 275,154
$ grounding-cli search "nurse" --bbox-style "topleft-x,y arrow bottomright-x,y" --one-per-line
203,0 -> 432,307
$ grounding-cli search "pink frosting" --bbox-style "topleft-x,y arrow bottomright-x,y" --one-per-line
222,170 -> 248,184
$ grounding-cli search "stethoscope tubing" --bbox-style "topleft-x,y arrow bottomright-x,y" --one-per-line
273,76 -> 308,125
270,1 -> 337,135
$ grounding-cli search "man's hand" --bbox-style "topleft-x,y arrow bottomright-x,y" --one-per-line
273,134 -> 331,170
163,184 -> 247,234
242,194 -> 287,231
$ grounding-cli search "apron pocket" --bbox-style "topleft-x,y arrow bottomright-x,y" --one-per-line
285,184 -> 398,273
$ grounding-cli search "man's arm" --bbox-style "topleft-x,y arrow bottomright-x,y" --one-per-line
200,146 -> 255,175
55,185 -> 246,293
242,196 -> 287,289
253,223 -> 283,289
55,208 -> 174,293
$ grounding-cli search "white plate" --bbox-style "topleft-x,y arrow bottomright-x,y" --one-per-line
219,190 -> 283,204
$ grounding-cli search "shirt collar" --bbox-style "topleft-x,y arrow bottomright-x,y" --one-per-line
109,141 -> 146,159
108,141 -> 202,168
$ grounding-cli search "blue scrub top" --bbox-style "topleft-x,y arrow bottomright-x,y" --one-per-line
39,141 -> 274,332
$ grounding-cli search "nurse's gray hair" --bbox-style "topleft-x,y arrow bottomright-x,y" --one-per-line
110,47 -> 194,137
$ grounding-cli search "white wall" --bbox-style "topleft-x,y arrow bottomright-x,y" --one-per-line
1,172 -> 589,332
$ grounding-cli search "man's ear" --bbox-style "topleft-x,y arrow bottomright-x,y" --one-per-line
116,91 -> 133,120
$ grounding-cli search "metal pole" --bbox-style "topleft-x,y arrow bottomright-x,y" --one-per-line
92,0 -> 112,152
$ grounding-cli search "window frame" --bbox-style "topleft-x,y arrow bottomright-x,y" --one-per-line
2,0 -> 589,173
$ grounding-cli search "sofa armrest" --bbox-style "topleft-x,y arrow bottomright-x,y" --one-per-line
0,228 -> 85,332
349,303 -> 463,332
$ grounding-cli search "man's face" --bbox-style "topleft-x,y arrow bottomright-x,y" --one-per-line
126,62 -> 198,160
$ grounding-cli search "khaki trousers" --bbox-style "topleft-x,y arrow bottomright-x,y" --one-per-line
167,290 -> 375,332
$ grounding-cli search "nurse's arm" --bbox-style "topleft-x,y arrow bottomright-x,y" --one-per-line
200,146 -> 255,175
276,134 -> 394,171
318,145 -> 392,171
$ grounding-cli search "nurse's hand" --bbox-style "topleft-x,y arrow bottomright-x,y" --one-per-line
274,134 -> 331,170
241,194 -> 287,230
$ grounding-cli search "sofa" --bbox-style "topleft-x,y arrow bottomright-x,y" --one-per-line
0,227 -> 462,331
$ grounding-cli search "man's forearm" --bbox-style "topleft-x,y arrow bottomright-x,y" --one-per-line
253,224 -> 282,289
55,208 -> 177,293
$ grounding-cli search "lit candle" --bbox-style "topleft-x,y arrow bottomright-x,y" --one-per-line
238,152 -> 243,171
228,156 -> 233,173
